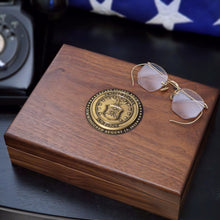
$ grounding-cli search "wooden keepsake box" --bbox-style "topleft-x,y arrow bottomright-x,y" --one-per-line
4,45 -> 219,219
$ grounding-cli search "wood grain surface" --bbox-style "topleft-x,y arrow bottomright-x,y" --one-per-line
5,45 -> 219,220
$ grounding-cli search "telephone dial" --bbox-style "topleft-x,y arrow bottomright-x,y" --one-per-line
0,0 -> 67,106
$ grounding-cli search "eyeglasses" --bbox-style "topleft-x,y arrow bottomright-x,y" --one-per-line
131,62 -> 208,125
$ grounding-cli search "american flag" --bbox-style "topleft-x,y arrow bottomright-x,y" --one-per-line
69,0 -> 220,36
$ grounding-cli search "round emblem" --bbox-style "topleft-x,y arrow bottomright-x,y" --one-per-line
85,88 -> 143,134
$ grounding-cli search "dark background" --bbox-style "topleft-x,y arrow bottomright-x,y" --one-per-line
0,7 -> 220,220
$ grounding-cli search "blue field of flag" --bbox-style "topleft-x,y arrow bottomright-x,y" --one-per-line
69,0 -> 220,36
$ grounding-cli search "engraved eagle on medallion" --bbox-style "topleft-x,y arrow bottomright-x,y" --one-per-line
103,97 -> 124,121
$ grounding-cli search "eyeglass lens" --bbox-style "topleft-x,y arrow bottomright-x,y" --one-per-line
137,63 -> 168,92
172,88 -> 205,119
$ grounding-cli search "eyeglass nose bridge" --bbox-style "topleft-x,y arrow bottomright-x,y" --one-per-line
160,80 -> 181,91
165,80 -> 181,91
169,80 -> 181,90
160,80 -> 181,101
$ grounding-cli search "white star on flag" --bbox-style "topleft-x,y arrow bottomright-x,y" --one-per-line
89,0 -> 124,17
146,0 -> 193,31
213,18 -> 220,26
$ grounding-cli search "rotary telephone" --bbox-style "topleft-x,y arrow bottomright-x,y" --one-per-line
0,0 -> 67,106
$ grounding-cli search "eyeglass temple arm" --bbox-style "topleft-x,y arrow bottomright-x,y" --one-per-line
131,63 -> 147,86
169,110 -> 204,125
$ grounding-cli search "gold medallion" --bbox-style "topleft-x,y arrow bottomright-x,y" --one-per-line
86,88 -> 143,134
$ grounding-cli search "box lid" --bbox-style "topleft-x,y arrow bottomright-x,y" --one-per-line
5,45 -> 219,213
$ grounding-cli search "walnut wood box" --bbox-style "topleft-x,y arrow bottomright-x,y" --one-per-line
4,45 -> 219,219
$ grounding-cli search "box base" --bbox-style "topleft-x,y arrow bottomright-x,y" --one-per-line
7,146 -> 180,220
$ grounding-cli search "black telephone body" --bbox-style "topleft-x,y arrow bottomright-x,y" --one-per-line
0,0 -> 34,105
0,0 -> 68,106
